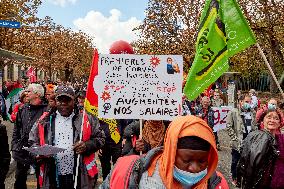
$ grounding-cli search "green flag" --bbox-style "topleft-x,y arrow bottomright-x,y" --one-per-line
183,0 -> 256,100
5,87 -> 23,120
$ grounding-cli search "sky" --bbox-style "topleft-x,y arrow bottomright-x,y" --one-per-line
37,0 -> 148,53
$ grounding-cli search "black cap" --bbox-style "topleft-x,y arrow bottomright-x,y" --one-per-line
55,86 -> 75,100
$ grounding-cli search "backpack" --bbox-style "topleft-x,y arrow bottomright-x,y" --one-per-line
110,155 -> 141,189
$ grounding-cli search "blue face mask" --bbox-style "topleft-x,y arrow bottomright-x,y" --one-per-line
173,166 -> 207,188
242,102 -> 251,110
268,103 -> 276,110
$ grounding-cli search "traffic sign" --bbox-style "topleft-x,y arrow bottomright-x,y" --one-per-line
0,20 -> 21,29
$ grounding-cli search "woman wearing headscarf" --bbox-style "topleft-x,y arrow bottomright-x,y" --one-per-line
237,108 -> 284,189
100,115 -> 229,189
135,120 -> 166,153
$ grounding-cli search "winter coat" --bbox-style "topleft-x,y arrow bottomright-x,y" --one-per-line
194,105 -> 214,128
0,124 -> 10,184
99,119 -> 132,145
237,130 -> 279,189
121,120 -> 159,156
29,111 -> 105,189
226,108 -> 256,151
11,103 -> 47,164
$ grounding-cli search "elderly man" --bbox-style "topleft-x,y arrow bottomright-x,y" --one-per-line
29,86 -> 105,189
11,83 -> 47,189
194,96 -> 218,149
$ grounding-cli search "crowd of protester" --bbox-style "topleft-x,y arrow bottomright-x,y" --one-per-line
0,77 -> 283,189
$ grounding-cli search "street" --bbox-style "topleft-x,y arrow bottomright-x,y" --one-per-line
4,121 -> 236,189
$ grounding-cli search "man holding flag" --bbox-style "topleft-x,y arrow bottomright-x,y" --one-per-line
29,85 -> 105,189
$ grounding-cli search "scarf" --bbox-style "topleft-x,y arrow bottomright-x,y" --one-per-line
147,115 -> 218,189
142,120 -> 165,149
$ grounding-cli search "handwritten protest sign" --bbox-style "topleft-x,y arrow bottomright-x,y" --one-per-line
212,106 -> 232,132
96,54 -> 183,120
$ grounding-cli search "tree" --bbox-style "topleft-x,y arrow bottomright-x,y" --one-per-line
29,17 -> 94,81
133,0 -> 204,71
233,0 -> 284,92
133,0 -> 284,92
0,0 -> 41,68
0,0 -> 95,82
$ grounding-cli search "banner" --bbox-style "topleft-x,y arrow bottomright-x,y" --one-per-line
97,54 -> 183,120
183,0 -> 256,101
27,67 -> 36,83
212,106 -> 232,132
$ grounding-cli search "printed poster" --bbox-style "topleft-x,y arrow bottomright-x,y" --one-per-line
96,54 -> 183,120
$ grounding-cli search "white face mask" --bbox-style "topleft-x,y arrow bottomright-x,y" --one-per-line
173,166 -> 207,187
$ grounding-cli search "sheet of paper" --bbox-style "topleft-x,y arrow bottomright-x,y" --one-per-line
24,145 -> 66,156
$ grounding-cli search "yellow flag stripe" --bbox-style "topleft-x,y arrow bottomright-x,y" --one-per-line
197,8 -> 218,43
84,99 -> 121,144
196,49 -> 228,81
215,24 -> 226,42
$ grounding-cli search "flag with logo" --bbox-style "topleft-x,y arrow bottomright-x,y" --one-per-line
84,49 -> 121,144
183,0 -> 256,100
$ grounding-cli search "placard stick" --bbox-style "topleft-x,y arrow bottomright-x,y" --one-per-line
140,119 -> 143,155
74,110 -> 85,189
256,43 -> 284,99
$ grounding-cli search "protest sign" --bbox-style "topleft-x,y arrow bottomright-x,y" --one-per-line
97,54 -> 183,120
212,106 -> 232,132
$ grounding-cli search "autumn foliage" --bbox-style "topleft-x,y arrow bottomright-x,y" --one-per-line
133,0 -> 284,92
0,0 -> 94,81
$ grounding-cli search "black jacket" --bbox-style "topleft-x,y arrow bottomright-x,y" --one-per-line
121,120 -> 149,155
11,103 -> 47,164
0,124 -> 10,183
237,130 -> 279,189
29,110 -> 105,189
99,119 -> 132,145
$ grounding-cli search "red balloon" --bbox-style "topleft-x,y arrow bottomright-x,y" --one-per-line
109,40 -> 134,54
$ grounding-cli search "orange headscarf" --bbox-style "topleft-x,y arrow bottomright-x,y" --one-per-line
147,115 -> 218,189
46,84 -> 55,93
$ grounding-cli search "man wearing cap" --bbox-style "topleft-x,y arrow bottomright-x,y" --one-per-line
29,85 -> 105,189
12,83 -> 47,189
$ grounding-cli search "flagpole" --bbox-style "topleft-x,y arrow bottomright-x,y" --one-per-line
74,110 -> 85,189
256,43 -> 284,99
